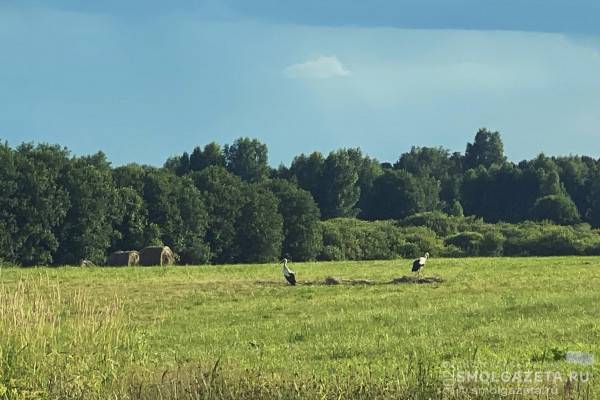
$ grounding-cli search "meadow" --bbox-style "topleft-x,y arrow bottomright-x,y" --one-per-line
0,257 -> 599,399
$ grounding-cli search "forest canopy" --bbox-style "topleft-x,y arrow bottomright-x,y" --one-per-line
2,129 -> 600,266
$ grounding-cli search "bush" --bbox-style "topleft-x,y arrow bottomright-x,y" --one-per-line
398,215 -> 600,258
319,219 -> 427,261
398,242 -> 421,259
400,212 -> 459,236
313,216 -> 600,261
400,212 -> 485,237
530,194 -> 581,225
397,226 -> 444,258
319,245 -> 345,261
439,244 -> 466,257
444,232 -> 484,256
319,219 -> 359,260
533,229 -> 583,256
585,242 -> 600,255
479,230 -> 505,256
502,222 -> 588,256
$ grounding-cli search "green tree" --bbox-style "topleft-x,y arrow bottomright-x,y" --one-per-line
235,185 -> 284,262
175,152 -> 191,176
395,146 -> 455,177
289,151 -> 325,207
190,142 -> 226,172
266,179 -> 322,261
143,169 -> 209,263
55,152 -> 120,265
0,142 -> 18,263
554,156 -> 591,216
586,167 -> 600,227
190,146 -> 203,172
111,187 -> 148,251
346,148 -> 383,217
525,154 -> 563,196
143,169 -> 181,241
364,170 -> 440,220
175,177 -> 211,264
464,128 -> 506,169
113,163 -> 147,193
191,166 -> 245,263
461,163 -> 538,222
319,150 -> 361,219
1,143 -> 70,266
224,137 -> 269,182
448,200 -> 464,217
163,155 -> 181,174
395,146 -> 463,207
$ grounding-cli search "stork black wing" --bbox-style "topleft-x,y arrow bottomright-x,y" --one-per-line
285,273 -> 296,286
411,259 -> 422,272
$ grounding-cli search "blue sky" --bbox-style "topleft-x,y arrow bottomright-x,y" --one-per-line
1,1 -> 599,166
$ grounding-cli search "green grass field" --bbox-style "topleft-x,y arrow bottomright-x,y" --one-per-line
1,257 -> 599,399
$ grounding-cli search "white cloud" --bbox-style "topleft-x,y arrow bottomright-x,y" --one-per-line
284,55 -> 351,79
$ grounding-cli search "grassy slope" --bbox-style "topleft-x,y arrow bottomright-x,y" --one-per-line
1,257 -> 599,399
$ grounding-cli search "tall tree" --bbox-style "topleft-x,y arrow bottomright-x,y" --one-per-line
364,169 -> 440,220
395,146 -> 455,177
111,187 -> 148,252
289,151 -> 325,206
0,142 -> 18,263
175,177 -> 210,264
526,154 -> 564,196
461,163 -> 537,222
395,146 -> 463,208
175,152 -> 191,176
319,150 -> 361,219
224,137 -> 269,182
191,166 -> 245,263
142,169 -> 209,263
2,144 -> 71,266
554,156 -> 591,216
464,128 -> 506,169
234,185 -> 284,263
266,179 -> 322,261
190,142 -> 226,172
163,155 -> 181,174
113,163 -> 147,193
585,165 -> 600,227
189,146 -> 203,172
55,152 -> 120,265
346,148 -> 383,217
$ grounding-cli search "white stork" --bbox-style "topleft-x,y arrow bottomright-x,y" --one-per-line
281,258 -> 296,286
411,252 -> 429,277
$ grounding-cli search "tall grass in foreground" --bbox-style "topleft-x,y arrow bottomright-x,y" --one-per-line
0,276 -> 149,399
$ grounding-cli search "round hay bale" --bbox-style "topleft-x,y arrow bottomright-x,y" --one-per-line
324,276 -> 342,285
106,251 -> 140,267
139,246 -> 175,267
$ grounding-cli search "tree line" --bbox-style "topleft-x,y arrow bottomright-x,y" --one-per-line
1,129 -> 600,266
